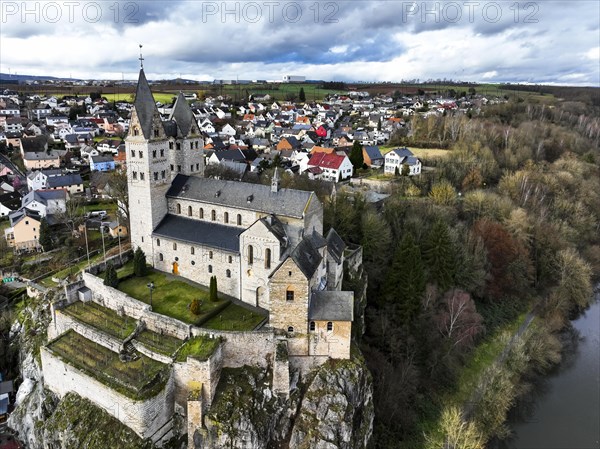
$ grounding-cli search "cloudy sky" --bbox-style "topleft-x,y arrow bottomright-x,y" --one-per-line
0,1 -> 598,85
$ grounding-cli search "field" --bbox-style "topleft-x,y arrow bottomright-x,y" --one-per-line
62,301 -> 136,339
47,329 -> 168,400
380,145 -> 451,159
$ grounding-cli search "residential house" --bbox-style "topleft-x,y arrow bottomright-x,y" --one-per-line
384,148 -> 422,175
21,190 -> 67,217
4,209 -> 42,251
362,145 -> 384,168
23,151 -> 61,170
90,155 -> 116,172
306,152 -> 353,182
108,221 -> 128,238
27,169 -> 63,190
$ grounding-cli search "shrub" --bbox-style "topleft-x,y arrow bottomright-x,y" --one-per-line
190,299 -> 202,315
104,263 -> 119,288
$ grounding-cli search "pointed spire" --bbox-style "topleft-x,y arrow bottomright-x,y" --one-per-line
132,68 -> 161,139
170,92 -> 195,137
271,167 -> 280,193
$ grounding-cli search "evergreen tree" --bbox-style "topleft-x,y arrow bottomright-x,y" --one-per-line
210,275 -> 218,301
401,163 -> 410,176
133,247 -> 148,277
39,218 -> 52,251
349,140 -> 364,172
383,233 -> 426,325
104,263 -> 119,288
423,220 -> 456,291
299,87 -> 306,102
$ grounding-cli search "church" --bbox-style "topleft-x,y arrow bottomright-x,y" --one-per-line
126,68 -> 354,360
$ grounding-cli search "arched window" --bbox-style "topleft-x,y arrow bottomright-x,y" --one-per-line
226,269 -> 231,278
156,238 -> 160,246
173,242 -> 177,250
327,322 -> 333,332
188,206 -> 192,216
309,321 -> 315,332
228,255 -> 233,263
199,208 -> 204,219
211,210 -> 216,221
247,245 -> 254,265
176,203 -> 181,214
209,251 -> 213,259
237,214 -> 242,225
287,326 -> 294,333
208,265 -> 213,273
159,253 -> 163,261
286,288 -> 294,302
224,212 -> 229,223
265,248 -> 271,269
190,247 -> 195,255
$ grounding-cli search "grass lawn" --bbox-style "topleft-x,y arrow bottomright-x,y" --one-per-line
202,303 -> 266,331
102,92 -> 178,104
62,301 -> 137,339
379,145 -> 451,159
135,329 -> 184,357
176,335 -> 221,362
116,267 -> 229,326
48,330 -> 168,400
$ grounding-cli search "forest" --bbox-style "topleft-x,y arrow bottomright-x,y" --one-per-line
323,91 -> 600,448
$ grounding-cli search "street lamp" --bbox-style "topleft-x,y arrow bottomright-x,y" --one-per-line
147,282 -> 155,309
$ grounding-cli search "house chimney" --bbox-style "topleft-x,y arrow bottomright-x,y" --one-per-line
271,167 -> 280,193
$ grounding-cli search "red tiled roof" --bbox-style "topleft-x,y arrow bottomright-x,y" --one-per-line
309,152 -> 346,170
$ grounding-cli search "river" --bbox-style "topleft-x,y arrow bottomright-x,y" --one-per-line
500,290 -> 600,449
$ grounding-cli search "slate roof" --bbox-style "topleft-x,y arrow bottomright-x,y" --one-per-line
153,214 -> 241,253
307,229 -> 327,249
326,228 -> 346,263
20,135 -> 48,152
389,147 -> 414,158
291,236 -> 322,279
132,69 -> 161,139
47,174 -> 83,188
260,215 -> 288,245
169,92 -> 196,137
309,291 -> 354,321
363,145 -> 383,161
167,175 -> 315,219
23,151 -> 60,161
90,155 -> 115,164
0,191 -> 21,210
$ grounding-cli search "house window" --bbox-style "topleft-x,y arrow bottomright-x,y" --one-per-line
237,214 -> 242,225
138,151 -> 143,158
286,289 -> 294,302
209,251 -> 213,259
247,245 -> 254,265
226,269 -> 231,278
188,206 -> 192,216
173,242 -> 177,250
160,149 -> 165,157
156,238 -> 160,246
191,247 -> 195,255
25,220 -> 29,225
208,265 -> 213,273
224,212 -> 229,223
309,321 -> 315,332
327,322 -> 333,332
130,150 -> 135,158
159,253 -> 163,261
169,142 -> 174,150
265,249 -> 271,269
140,173 -> 145,180
152,150 -> 157,158
153,172 -> 158,181
176,203 -> 181,214
287,326 -> 294,333
211,210 -> 216,221
199,208 -> 204,219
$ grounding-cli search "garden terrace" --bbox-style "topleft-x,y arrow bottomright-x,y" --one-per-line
47,330 -> 169,400
202,304 -> 267,331
115,263 -> 230,326
175,335 -> 221,362
62,301 -> 137,340
134,329 -> 184,357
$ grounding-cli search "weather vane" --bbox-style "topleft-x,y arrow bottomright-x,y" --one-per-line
139,44 -> 144,69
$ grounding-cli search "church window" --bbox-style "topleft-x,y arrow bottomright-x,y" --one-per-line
196,142 -> 199,149
190,164 -> 194,172
209,251 -> 213,259
327,322 -> 333,332
228,256 -> 232,263
170,164 -> 174,171
237,214 -> 242,225
188,205 -> 192,216
287,326 -> 294,333
226,269 -> 231,278
173,242 -> 177,250
288,271 -> 292,276
196,163 -> 199,170
177,165 -> 181,172
161,170 -> 166,179
159,253 -> 163,261
138,150 -> 143,158
152,150 -> 157,158
191,247 -> 195,255
140,173 -> 145,180
199,208 -> 204,219
154,129 -> 159,138
247,245 -> 254,265
169,142 -> 173,150
176,142 -> 181,150
211,210 -> 216,221
133,128 -> 139,136
286,289 -> 294,302
191,260 -> 195,265
130,150 -> 135,158
265,249 -> 271,269
176,203 -> 181,214
156,238 -> 160,246
132,171 -> 137,180
153,172 -> 158,181
309,321 -> 315,332
224,212 -> 229,223
160,149 -> 164,157
208,265 -> 213,273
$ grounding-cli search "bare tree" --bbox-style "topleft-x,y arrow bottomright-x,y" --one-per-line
107,170 -> 129,224
435,289 -> 484,349
56,196 -> 85,235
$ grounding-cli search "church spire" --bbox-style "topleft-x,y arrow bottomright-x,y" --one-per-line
131,64 -> 161,140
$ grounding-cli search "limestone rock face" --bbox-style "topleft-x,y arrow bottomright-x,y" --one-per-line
199,356 -> 373,449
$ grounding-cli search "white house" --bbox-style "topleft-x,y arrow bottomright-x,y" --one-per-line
305,152 -> 353,182
384,148 -> 422,176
